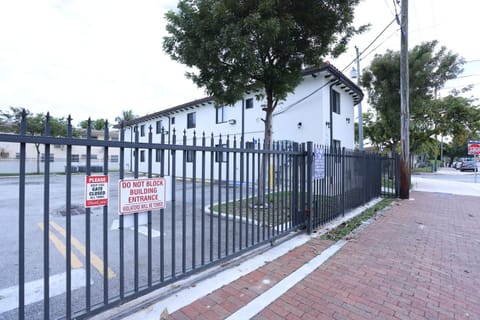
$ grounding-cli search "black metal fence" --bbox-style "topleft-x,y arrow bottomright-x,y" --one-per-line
0,113 -> 399,320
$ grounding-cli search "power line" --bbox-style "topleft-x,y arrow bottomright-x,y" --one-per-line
341,17 -> 397,73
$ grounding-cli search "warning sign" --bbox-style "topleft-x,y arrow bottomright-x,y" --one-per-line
118,178 -> 166,215
85,175 -> 109,208
468,140 -> 480,155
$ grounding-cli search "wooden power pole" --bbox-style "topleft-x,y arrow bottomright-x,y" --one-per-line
400,0 -> 410,199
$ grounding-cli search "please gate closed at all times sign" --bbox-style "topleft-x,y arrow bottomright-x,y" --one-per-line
118,178 -> 166,214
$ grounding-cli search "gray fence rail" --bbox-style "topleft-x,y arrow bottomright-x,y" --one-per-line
0,113 -> 398,320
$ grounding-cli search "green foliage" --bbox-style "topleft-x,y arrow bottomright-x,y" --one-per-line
79,119 -> 108,130
320,198 -> 393,241
0,106 -> 73,137
163,0 -> 366,144
115,110 -> 136,124
361,41 -> 468,154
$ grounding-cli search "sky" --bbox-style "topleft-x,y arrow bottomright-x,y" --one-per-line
0,0 -> 479,126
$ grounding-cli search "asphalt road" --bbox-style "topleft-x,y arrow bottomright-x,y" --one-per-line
0,173 -> 264,320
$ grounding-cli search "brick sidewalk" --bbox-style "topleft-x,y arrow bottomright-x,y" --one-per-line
167,191 -> 480,320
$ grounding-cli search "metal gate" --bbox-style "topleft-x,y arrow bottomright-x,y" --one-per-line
0,113 -> 398,319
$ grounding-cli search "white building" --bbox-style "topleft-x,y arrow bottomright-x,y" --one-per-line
121,63 -> 363,175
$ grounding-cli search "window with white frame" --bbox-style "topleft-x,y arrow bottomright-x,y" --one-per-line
140,150 -> 145,162
140,124 -> 146,137
187,112 -> 196,129
186,150 -> 195,163
156,120 -> 163,134
216,106 -> 228,124
245,98 -> 254,109
332,90 -> 340,114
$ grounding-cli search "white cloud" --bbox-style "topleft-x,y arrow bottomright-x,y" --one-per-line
0,0 -> 478,126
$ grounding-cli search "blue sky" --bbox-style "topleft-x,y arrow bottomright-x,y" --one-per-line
0,0 -> 478,125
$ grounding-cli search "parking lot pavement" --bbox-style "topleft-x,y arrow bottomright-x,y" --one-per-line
92,169 -> 480,320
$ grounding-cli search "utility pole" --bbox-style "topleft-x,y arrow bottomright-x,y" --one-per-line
355,46 -> 363,151
400,0 -> 410,199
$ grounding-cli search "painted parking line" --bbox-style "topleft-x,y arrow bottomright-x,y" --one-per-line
0,269 -> 86,314
48,221 -> 116,280
37,222 -> 83,269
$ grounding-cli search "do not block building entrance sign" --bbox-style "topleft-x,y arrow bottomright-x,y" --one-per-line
118,178 -> 166,214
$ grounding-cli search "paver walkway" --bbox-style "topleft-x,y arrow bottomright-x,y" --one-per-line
166,191 -> 480,319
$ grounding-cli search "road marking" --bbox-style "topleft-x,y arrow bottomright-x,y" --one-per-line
48,221 -> 116,279
0,269 -> 86,314
131,225 -> 161,238
37,223 -> 83,269
225,240 -> 347,320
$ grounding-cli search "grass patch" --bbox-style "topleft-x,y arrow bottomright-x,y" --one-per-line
320,198 -> 394,241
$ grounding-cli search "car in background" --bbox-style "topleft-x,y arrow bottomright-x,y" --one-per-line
460,159 -> 478,172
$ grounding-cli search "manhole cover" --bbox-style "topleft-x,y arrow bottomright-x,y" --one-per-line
58,204 -> 86,216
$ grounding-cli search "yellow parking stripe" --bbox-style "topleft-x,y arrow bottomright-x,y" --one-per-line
37,223 -> 83,269
49,221 -> 116,279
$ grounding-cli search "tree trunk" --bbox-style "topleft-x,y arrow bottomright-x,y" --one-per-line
257,93 -> 275,205
35,144 -> 40,174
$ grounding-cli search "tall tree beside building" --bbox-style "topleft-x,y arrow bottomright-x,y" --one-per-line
361,41 -> 465,154
163,0 -> 366,148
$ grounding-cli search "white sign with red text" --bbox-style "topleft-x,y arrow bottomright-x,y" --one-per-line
85,175 -> 109,208
118,178 -> 166,215
468,142 -> 480,155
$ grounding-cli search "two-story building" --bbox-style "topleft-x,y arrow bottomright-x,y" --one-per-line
121,63 -> 363,177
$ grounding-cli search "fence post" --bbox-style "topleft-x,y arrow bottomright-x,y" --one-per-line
341,147 -> 346,217
306,142 -> 313,234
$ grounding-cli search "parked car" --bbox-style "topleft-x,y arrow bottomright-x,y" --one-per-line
460,159 -> 478,172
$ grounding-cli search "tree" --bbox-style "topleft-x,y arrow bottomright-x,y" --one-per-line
115,110 -> 136,124
361,41 -> 465,154
0,107 -> 72,173
163,0 -> 366,148
79,118 -> 108,130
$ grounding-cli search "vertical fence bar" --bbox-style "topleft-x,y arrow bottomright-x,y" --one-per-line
225,136 -> 230,256
209,133 -> 214,262
182,131 -> 187,273
257,141 -> 261,242
239,137 -> 244,251
134,126 -> 139,291
18,111 -> 27,320
306,143 -> 313,234
85,119 -> 92,310
232,137 -> 237,252
201,133 -> 206,265
160,129 -> 166,281
147,125 -> 153,287
119,122 -> 125,300
245,145 -> 249,248
192,132 -> 197,269
102,121 -> 110,304
65,116 -> 72,319
341,147 -> 346,217
251,145 -> 255,246
217,135 -> 222,259
171,130 -> 177,277
43,113 -> 51,318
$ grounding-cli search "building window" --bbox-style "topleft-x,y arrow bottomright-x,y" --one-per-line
156,120 -> 163,134
332,90 -> 340,114
71,154 -> 80,162
171,117 -> 175,125
155,149 -> 162,162
215,144 -> 227,163
245,98 -> 254,109
140,150 -> 145,162
216,106 -> 227,124
245,141 -> 255,149
186,150 -> 195,163
187,112 -> 196,129
140,124 -> 145,137
16,152 -> 20,159
110,155 -> 119,163
333,140 -> 341,153
41,153 -> 54,162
